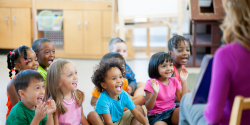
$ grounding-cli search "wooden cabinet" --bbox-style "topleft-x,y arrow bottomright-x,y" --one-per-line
0,8 -> 31,49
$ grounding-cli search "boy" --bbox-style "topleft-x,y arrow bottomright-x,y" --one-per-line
88,58 -> 149,125
6,70 -> 56,125
108,37 -> 145,96
32,38 -> 55,86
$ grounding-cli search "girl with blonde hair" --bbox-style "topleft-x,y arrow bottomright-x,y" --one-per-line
45,59 -> 89,125
179,0 -> 250,125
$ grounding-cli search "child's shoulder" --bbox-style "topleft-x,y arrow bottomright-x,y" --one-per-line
169,77 -> 179,84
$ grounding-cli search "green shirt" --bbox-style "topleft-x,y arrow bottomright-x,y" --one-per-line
6,101 -> 47,125
37,65 -> 48,87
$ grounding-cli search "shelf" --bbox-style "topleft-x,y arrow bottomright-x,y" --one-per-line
184,34 -> 220,47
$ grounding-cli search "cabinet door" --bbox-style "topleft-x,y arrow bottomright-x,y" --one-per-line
83,11 -> 102,55
11,8 -> 31,48
0,8 -> 12,48
64,10 -> 83,55
102,11 -> 112,54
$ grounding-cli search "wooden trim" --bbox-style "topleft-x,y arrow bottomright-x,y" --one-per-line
123,13 -> 178,20
35,1 -> 112,10
0,0 -> 32,8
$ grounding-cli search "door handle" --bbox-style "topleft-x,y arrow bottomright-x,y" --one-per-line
85,21 -> 88,30
78,21 -> 81,30
6,16 -> 8,26
13,16 -> 16,26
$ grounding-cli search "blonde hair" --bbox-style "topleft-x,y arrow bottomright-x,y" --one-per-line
45,59 -> 84,115
221,0 -> 250,47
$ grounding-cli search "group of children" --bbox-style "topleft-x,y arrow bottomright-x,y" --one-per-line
6,35 -> 192,125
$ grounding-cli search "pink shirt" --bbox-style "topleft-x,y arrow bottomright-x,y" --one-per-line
144,77 -> 182,114
58,97 -> 82,125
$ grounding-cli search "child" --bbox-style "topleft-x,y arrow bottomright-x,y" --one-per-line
144,52 -> 188,125
90,52 -> 145,108
168,35 -> 192,84
108,37 -> 145,96
45,59 -> 89,125
6,45 -> 39,118
32,38 -> 55,86
6,70 -> 56,125
88,58 -> 149,125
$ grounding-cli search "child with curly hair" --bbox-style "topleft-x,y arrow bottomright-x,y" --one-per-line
88,58 -> 149,125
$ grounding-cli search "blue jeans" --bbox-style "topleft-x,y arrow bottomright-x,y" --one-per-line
179,93 -> 208,125
148,107 -> 175,125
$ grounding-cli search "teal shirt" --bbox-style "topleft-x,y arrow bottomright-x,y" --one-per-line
6,101 -> 47,125
37,65 -> 48,87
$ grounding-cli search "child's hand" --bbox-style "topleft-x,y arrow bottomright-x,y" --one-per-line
150,79 -> 159,94
180,68 -> 189,82
127,86 -> 133,95
34,102 -> 47,121
46,100 -> 56,115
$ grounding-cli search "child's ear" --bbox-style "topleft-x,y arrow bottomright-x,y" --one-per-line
100,82 -> 107,89
14,63 -> 21,71
18,90 -> 26,98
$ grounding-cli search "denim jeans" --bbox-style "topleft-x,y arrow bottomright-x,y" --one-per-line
148,107 -> 175,125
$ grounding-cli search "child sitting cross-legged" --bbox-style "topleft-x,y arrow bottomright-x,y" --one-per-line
6,70 -> 56,125
88,58 -> 149,125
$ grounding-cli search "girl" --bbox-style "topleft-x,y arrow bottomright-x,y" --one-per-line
6,45 -> 39,118
32,38 -> 55,86
179,0 -> 250,125
168,35 -> 192,84
144,52 -> 188,125
45,59 -> 89,125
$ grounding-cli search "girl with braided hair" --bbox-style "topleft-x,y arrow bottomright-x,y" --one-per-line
6,45 -> 39,118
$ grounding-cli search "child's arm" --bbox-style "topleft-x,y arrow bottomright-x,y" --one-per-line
53,112 -> 59,125
90,96 -> 98,106
176,68 -> 189,101
45,100 -> 56,125
7,79 -> 19,106
102,113 -> 114,125
30,102 -> 47,125
80,106 -> 90,125
145,79 -> 159,111
130,108 -> 149,125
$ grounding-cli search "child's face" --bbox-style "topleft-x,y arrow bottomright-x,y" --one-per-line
21,80 -> 45,110
37,42 -> 55,68
158,60 -> 174,79
101,67 -> 124,100
16,49 -> 39,71
59,63 -> 78,94
170,40 -> 190,65
111,43 -> 128,60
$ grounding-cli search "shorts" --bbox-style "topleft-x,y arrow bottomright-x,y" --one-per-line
100,110 -> 134,125
148,107 -> 175,125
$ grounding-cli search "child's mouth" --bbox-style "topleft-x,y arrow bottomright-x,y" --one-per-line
115,85 -> 122,91
37,97 -> 43,103
32,67 -> 38,71
48,60 -> 54,65
72,82 -> 77,87
165,72 -> 172,75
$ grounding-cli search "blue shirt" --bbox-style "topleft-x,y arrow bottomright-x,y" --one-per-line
95,90 -> 135,122
125,64 -> 137,93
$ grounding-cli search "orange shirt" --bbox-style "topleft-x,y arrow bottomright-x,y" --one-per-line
6,75 -> 17,119
91,78 -> 128,98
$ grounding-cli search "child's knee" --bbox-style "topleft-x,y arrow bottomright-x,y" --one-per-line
138,82 -> 145,88
87,111 -> 99,120
135,105 -> 144,116
137,95 -> 145,105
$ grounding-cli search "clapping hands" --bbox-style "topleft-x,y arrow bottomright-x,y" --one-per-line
150,79 -> 159,94
180,68 -> 188,82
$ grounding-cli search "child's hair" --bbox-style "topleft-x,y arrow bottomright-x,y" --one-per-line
168,35 -> 192,55
92,58 -> 125,93
45,59 -> 84,115
7,45 -> 32,79
108,37 -> 126,52
221,0 -> 250,45
32,38 -> 52,53
14,70 -> 44,98
148,52 -> 173,78
101,52 -> 125,64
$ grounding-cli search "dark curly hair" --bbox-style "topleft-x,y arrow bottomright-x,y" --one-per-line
92,58 -> 125,92
168,35 -> 192,55
7,45 -> 32,79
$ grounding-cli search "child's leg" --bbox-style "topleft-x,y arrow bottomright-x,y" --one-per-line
171,108 -> 180,125
131,95 -> 145,106
154,121 -> 168,125
87,111 -> 104,125
133,82 -> 145,96
131,105 -> 145,125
